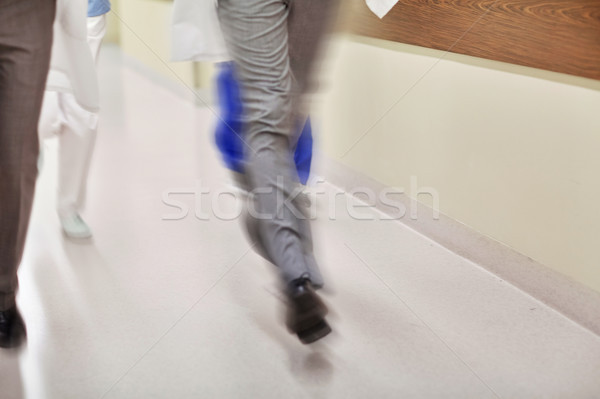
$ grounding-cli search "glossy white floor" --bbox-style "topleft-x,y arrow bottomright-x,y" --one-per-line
1,45 -> 599,399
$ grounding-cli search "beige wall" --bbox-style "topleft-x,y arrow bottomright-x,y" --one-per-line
317,35 -> 600,292
100,3 -> 600,293
104,6 -> 120,44
106,0 -> 213,89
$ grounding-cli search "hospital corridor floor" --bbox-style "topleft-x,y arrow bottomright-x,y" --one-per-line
1,46 -> 599,399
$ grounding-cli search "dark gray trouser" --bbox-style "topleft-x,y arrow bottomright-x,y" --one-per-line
0,0 -> 55,310
217,0 -> 337,286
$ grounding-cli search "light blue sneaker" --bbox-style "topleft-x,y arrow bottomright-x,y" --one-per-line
60,212 -> 92,239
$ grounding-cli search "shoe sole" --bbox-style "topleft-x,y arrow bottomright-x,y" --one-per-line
297,319 -> 332,344
0,334 -> 26,349
61,230 -> 93,239
0,321 -> 27,349
288,289 -> 331,344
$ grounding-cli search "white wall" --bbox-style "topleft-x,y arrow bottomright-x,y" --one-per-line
316,35 -> 600,292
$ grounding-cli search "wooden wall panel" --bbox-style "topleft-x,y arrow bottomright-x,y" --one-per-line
350,0 -> 600,81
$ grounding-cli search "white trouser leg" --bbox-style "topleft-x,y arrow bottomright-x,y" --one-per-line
56,14 -> 106,217
56,93 -> 98,217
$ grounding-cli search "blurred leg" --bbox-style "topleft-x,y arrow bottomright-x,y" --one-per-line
0,0 -> 55,310
56,93 -> 97,219
218,0 -> 335,287
218,0 -> 337,343
218,0 -> 307,285
287,0 -> 339,116
56,13 -> 105,233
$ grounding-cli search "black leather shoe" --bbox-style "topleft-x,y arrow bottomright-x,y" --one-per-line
0,306 -> 27,349
286,278 -> 332,344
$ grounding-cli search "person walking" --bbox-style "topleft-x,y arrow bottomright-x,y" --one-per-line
217,0 -> 338,344
38,0 -> 110,239
0,0 -> 56,349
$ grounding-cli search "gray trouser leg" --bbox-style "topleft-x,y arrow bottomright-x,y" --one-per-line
217,0 -> 336,286
0,0 -> 55,310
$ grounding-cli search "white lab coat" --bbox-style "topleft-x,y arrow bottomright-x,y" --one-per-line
170,0 -> 399,62
46,0 -> 99,112
171,0 -> 229,62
